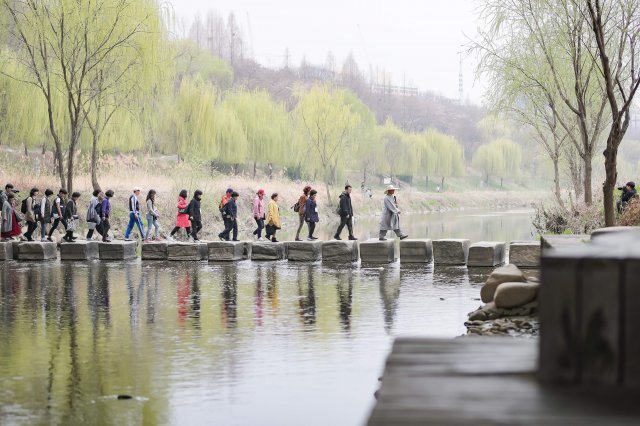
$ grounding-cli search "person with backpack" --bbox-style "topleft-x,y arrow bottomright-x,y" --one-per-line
218,188 -> 233,219
304,189 -> 319,241
294,186 -> 311,241
2,193 -> 22,241
23,187 -> 40,241
99,190 -> 113,243
218,191 -> 239,241
124,187 -> 144,241
265,192 -> 282,243
169,189 -> 191,240
334,185 -> 357,241
62,192 -> 80,243
48,188 -> 68,241
188,189 -> 203,241
252,189 -> 266,240
86,189 -> 102,240
379,185 -> 408,241
39,189 -> 53,242
144,189 -> 160,241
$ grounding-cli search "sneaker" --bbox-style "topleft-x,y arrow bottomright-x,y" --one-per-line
379,237 -> 387,241
295,238 -> 303,241
40,238 -> 46,242
399,234 -> 409,240
124,237 -> 132,241
310,236 -> 318,240
348,236 -> 358,241
218,235 -> 225,241
307,237 -> 314,241
47,237 -> 53,242
271,238 -> 279,243
334,235 -> 342,240
102,238 -> 111,243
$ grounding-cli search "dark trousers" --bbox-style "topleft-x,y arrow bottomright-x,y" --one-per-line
335,216 -> 353,237
219,218 -> 237,241
86,222 -> 102,239
48,217 -> 67,237
24,220 -> 38,240
253,217 -> 264,238
99,218 -> 111,241
307,221 -> 316,238
171,226 -> 191,238
265,224 -> 277,240
191,220 -> 202,240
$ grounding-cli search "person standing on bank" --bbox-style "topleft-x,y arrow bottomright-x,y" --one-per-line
334,184 -> 357,241
252,189 -> 266,240
62,192 -> 80,242
86,189 -> 101,240
304,189 -> 319,241
379,185 -> 408,241
24,187 -> 40,241
170,189 -> 191,240
48,188 -> 68,241
145,189 -> 160,241
100,190 -> 113,242
294,186 -> 311,241
39,189 -> 53,242
124,187 -> 144,241
265,192 -> 281,243
219,191 -> 239,241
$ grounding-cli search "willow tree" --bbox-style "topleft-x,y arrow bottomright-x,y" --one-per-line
472,139 -> 522,186
425,129 -> 465,189
378,120 -> 408,179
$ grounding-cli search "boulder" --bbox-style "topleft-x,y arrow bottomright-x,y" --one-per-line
286,241 -> 322,262
508,241 -> 541,268
18,242 -> 57,261
99,240 -> 137,260
432,239 -> 470,265
322,241 -> 359,263
467,300 -> 539,321
167,242 -> 208,261
468,241 -> 506,267
360,239 -> 397,263
399,239 -> 432,263
0,241 -> 13,261
141,242 -> 168,260
494,281 -> 540,309
481,264 -> 526,303
251,241 -> 285,260
60,241 -> 99,260
208,241 -> 250,261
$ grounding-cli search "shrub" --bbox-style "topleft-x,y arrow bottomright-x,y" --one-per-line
532,199 -> 605,235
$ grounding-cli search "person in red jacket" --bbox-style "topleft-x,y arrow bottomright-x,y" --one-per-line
169,189 -> 191,240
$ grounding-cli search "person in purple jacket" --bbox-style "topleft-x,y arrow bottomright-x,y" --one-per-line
99,189 -> 114,243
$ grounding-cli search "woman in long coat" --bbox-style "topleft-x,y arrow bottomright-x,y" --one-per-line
265,192 -> 281,243
379,185 -> 408,241
169,189 -> 191,240
1,193 -> 22,240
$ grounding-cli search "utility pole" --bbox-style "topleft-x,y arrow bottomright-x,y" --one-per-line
458,51 -> 464,104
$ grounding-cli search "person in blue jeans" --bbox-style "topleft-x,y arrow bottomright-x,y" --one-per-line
124,187 -> 144,241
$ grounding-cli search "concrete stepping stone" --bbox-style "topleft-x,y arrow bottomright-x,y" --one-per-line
98,240 -> 137,260
286,241 -> 322,262
360,239 -> 398,263
18,241 -> 57,261
208,241 -> 250,261
251,241 -> 285,260
400,239 -> 433,263
60,241 -> 99,260
167,242 -> 208,261
11,240 -> 21,260
433,239 -> 470,265
509,241 -> 540,268
0,241 -> 13,260
321,241 -> 359,263
141,241 -> 168,260
468,241 -> 506,267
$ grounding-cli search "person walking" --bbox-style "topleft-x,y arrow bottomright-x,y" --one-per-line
39,189 -> 53,242
218,188 -> 233,219
218,191 -> 239,241
99,190 -> 113,242
304,189 -> 319,241
294,186 -> 311,241
265,193 -> 281,243
379,185 -> 408,241
1,193 -> 22,241
23,187 -> 40,241
124,187 -> 144,241
145,189 -> 160,241
62,192 -> 80,242
334,184 -> 357,241
86,189 -> 102,240
188,190 -> 203,241
48,188 -> 68,241
169,189 -> 191,240
252,189 -> 266,240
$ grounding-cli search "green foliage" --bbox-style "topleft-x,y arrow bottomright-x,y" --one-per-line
472,138 -> 522,182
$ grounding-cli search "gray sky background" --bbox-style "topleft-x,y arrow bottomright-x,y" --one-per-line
169,0 -> 486,104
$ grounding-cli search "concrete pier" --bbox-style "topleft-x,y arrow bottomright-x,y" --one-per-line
98,240 -> 137,260
18,242 -> 57,261
0,241 -> 13,260
167,242 -> 208,261
399,239 -> 433,263
60,241 -> 99,260
433,239 -> 470,265
467,241 -> 506,267
286,241 -> 322,262
251,241 -> 285,260
208,241 -> 250,261
141,242 -> 168,260
321,241 -> 359,263
508,241 -> 541,268
360,239 -> 398,263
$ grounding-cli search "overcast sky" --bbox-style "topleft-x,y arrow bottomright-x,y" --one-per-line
169,0 -> 486,104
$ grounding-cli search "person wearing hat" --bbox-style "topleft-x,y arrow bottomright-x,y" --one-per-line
379,185 -> 408,241
252,189 -> 266,240
124,187 -> 145,241
294,186 -> 311,241
617,181 -> 638,213
218,188 -> 234,219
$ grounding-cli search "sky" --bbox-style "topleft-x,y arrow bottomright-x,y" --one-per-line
169,0 -> 486,104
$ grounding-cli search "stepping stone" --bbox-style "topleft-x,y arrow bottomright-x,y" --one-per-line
98,240 -> 137,260
468,241 -> 506,267
286,241 -> 322,262
322,241 -> 359,263
141,242 -> 168,260
208,241 -> 251,261
17,241 -> 57,261
251,241 -> 285,260
60,241 -> 99,260
0,241 -> 13,260
400,239 -> 433,263
509,241 -> 541,268
360,239 -> 398,263
11,240 -> 21,260
167,242 -> 208,261
433,239 -> 470,265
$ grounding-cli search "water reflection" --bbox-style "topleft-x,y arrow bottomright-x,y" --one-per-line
221,264 -> 238,329
378,266 -> 401,333
336,271 -> 354,332
297,265 -> 316,328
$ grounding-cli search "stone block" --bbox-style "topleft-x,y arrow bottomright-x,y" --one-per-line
432,239 -> 470,265
98,240 -> 137,260
208,241 -> 250,261
141,242 -> 168,260
591,226 -> 640,241
60,241 -> 99,261
360,239 -> 398,263
508,241 -> 541,268
11,240 -> 21,260
321,241 -> 359,263
0,241 -> 13,260
167,242 -> 208,261
17,242 -> 57,261
286,241 -> 322,262
251,241 -> 285,260
541,235 -> 589,251
399,239 -> 432,263
468,241 -> 506,267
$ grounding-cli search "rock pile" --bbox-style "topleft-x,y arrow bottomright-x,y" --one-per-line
465,264 -> 540,337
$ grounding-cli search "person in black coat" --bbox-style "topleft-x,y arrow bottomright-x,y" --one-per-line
188,189 -> 203,241
62,192 -> 80,242
218,191 -> 239,241
334,185 -> 357,240
304,189 -> 319,240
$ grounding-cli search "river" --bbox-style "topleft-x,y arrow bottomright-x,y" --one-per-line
0,209 -> 535,425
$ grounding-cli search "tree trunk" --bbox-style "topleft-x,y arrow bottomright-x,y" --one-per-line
324,181 -> 333,206
363,163 -> 368,188
441,176 -> 445,191
603,133 -> 621,227
500,177 -> 503,188
91,128 -> 101,191
583,157 -> 593,206
426,175 -> 429,190
253,160 -> 257,179
552,158 -> 565,210
268,163 -> 273,180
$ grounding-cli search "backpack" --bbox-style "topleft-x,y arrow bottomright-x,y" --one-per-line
20,198 -> 28,214
292,201 -> 300,212
335,195 -> 342,215
95,201 -> 103,216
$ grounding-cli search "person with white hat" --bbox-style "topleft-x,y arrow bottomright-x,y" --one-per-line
124,186 -> 145,241
379,185 -> 408,241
